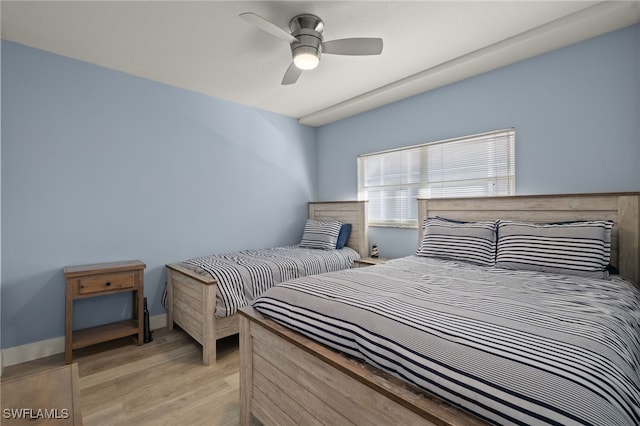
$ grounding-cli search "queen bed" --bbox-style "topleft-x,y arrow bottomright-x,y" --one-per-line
165,201 -> 368,365
239,192 -> 640,425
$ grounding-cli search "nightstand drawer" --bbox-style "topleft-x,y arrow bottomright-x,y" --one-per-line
78,272 -> 135,295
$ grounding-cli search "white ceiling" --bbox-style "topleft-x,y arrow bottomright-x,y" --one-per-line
2,1 -> 639,126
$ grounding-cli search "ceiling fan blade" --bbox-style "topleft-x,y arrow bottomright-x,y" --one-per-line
282,63 -> 303,85
239,12 -> 297,43
322,38 -> 383,55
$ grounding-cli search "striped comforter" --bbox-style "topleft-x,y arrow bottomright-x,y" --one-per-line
181,245 -> 360,317
253,255 -> 640,425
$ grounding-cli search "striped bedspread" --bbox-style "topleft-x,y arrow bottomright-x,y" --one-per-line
253,255 -> 640,425
181,245 -> 359,317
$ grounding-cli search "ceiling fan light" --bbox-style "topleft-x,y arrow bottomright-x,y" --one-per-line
293,46 -> 320,70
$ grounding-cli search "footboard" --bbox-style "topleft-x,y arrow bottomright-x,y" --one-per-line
166,263 -> 238,365
238,307 -> 486,426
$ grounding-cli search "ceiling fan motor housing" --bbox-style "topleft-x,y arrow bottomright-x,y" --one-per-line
239,11 -> 383,83
289,14 -> 324,67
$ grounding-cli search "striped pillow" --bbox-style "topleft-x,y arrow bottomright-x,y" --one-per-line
496,220 -> 613,278
299,219 -> 343,250
416,217 -> 497,266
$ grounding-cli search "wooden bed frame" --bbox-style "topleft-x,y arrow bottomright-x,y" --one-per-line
239,192 -> 639,426
165,201 -> 368,365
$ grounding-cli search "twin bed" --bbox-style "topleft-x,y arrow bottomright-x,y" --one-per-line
165,201 -> 368,365
238,193 -> 640,425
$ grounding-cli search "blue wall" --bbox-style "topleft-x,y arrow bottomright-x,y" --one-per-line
1,41 -> 317,349
317,24 -> 640,259
2,23 -> 639,351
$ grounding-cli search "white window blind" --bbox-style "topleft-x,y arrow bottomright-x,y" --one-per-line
358,128 -> 515,227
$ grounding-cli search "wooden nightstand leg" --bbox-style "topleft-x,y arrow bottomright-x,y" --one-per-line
134,289 -> 144,345
65,281 -> 74,364
166,269 -> 174,331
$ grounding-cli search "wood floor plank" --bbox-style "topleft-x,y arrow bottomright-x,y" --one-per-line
82,402 -> 128,425
80,344 -> 200,389
77,331 -> 196,377
2,327 -> 241,425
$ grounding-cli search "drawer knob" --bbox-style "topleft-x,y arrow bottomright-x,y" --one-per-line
105,282 -> 111,287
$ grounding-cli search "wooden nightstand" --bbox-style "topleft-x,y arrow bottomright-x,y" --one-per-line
64,260 -> 145,364
354,257 -> 388,267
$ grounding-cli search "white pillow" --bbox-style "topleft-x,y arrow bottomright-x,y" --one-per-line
416,217 -> 497,266
495,220 -> 613,278
299,219 -> 343,250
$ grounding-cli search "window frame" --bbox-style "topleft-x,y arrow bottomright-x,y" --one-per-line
357,128 -> 516,228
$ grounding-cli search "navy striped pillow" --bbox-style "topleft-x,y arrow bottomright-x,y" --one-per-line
416,217 -> 497,266
496,220 -> 613,278
299,219 -> 343,250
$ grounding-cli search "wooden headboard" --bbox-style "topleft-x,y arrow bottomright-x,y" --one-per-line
418,193 -> 640,284
309,201 -> 369,258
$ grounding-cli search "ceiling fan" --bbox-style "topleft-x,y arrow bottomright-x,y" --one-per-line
240,12 -> 384,85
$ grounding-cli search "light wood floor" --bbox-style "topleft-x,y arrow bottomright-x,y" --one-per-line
1,327 -> 240,425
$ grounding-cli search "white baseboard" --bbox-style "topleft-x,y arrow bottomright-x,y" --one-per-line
2,335 -> 65,368
150,313 -> 167,331
1,314 -> 168,368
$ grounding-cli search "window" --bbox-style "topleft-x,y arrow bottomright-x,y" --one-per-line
357,128 -> 515,227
